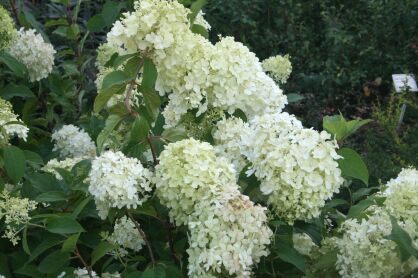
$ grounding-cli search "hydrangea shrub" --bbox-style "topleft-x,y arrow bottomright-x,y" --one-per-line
0,0 -> 416,277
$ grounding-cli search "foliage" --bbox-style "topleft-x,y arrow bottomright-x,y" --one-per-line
205,0 -> 418,115
0,0 -> 417,278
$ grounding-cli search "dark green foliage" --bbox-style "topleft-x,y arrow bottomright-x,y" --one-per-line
205,0 -> 418,114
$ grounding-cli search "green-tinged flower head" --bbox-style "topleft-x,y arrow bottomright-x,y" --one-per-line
0,4 -> 16,50
262,54 -> 292,84
0,98 -> 29,145
181,108 -> 224,140
0,190 -> 37,245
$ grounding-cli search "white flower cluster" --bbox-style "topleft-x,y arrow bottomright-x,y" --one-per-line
293,233 -> 316,257
71,269 -> 120,278
88,151 -> 153,219
383,167 -> 418,222
106,216 -> 144,256
0,190 -> 37,245
8,28 -> 55,82
154,138 -> 238,225
214,113 -> 344,224
155,139 -> 272,277
42,157 -> 84,180
213,116 -> 249,174
105,0 -> 287,127
335,208 -> 418,278
187,193 -> 272,277
73,268 -> 98,278
0,98 -> 29,144
51,125 -> 96,159
330,168 -> 418,278
262,54 -> 292,84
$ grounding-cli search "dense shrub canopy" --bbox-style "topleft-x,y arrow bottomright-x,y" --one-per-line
0,0 -> 417,277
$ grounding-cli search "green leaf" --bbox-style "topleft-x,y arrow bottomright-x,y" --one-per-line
0,51 -> 28,78
142,58 -> 158,92
287,93 -> 305,103
347,198 -> 374,218
61,233 -> 80,253
15,264 -> 43,278
113,53 -> 138,69
96,114 -> 124,153
132,203 -> 158,218
276,238 -> 306,273
129,116 -> 150,145
35,191 -> 68,202
38,250 -> 70,274
87,14 -> 106,32
191,24 -> 209,38
0,84 -> 35,99
3,145 -> 26,184
161,127 -> 188,142
313,249 -> 337,269
140,86 -> 161,122
101,70 -> 131,92
46,216 -> 85,234
386,215 -> 418,261
93,87 -> 123,113
142,265 -> 166,278
71,196 -> 93,218
23,226 -> 31,255
94,70 -> 131,113
26,172 -> 60,193
352,187 -> 376,202
323,114 -> 372,141
337,147 -> 369,185
188,0 -> 207,24
24,150 -> 44,168
27,234 -> 65,264
91,241 -> 115,266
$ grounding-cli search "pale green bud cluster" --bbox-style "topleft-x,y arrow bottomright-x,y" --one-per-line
0,4 -> 16,51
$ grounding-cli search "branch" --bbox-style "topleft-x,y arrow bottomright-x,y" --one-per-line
147,135 -> 159,165
8,0 -> 20,25
74,246 -> 93,278
128,212 -> 156,265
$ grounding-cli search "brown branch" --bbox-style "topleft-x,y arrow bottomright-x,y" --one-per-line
164,221 -> 180,264
147,135 -> 159,165
74,246 -> 93,278
128,212 -> 156,265
8,0 -> 20,25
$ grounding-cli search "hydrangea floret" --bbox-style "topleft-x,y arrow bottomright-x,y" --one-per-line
334,207 -> 418,278
88,151 -> 153,219
0,4 -> 16,50
51,124 -> 96,159
106,216 -> 145,256
42,157 -> 85,180
383,167 -> 418,222
0,98 -> 29,144
293,233 -> 317,257
156,138 -> 272,277
262,54 -> 292,84
187,192 -> 272,277
213,116 -> 249,173
105,0 -> 287,127
155,138 -> 238,225
8,28 -> 55,82
214,112 -> 344,223
0,190 -> 37,245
